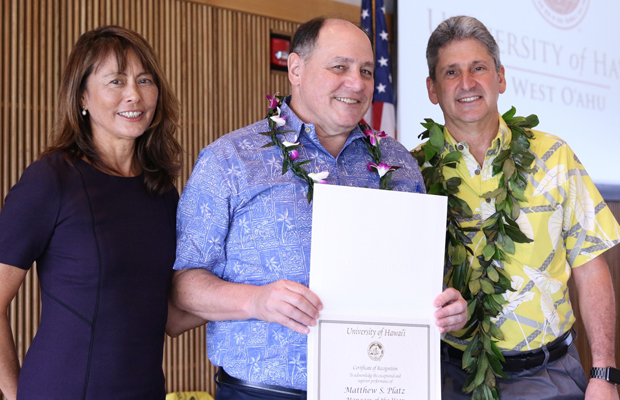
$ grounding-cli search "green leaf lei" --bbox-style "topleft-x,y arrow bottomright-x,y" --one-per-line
411,107 -> 539,400
260,93 -> 400,202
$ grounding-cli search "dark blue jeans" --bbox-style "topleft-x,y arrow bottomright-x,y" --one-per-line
214,369 -> 307,400
215,383 -> 307,400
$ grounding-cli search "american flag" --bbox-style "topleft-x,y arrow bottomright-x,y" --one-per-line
361,0 -> 396,139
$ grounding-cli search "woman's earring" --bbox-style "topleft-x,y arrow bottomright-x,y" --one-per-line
82,107 -> 87,116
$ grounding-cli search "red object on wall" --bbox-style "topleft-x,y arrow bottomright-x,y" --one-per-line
270,33 -> 290,71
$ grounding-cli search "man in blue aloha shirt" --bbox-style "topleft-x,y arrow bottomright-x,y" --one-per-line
169,17 -> 468,400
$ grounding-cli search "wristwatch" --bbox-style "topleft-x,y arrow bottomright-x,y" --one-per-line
590,367 -> 620,385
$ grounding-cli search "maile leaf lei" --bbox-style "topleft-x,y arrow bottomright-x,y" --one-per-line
260,94 -> 400,202
411,107 -> 539,400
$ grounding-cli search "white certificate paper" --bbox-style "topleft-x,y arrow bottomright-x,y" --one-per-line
308,184 -> 448,400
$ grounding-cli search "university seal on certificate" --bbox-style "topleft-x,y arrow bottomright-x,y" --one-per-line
368,341 -> 384,361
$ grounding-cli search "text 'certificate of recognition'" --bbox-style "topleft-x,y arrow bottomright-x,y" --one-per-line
308,184 -> 447,400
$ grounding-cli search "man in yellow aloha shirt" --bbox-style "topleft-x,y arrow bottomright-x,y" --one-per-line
422,16 -> 620,400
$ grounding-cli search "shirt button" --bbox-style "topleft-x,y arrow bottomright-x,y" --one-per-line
457,145 -> 464,151
486,198 -> 492,203
475,169 -> 481,175
305,127 -> 311,133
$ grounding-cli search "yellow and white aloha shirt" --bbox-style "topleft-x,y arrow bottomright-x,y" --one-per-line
435,115 -> 620,352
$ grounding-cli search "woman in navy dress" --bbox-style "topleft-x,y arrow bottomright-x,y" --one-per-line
0,26 -> 183,399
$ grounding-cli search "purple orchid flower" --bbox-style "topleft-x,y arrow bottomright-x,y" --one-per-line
308,170 -> 329,184
266,93 -> 279,110
270,107 -> 286,127
282,139 -> 301,161
367,162 -> 398,178
282,139 -> 299,148
363,128 -> 388,146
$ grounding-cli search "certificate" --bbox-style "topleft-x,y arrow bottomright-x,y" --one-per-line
308,184 -> 447,400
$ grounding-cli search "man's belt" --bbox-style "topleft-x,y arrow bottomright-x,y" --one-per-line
216,367 -> 306,397
444,329 -> 574,373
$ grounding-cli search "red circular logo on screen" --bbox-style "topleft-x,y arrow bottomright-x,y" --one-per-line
532,0 -> 590,29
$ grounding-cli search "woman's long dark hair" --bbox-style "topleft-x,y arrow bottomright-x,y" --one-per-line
41,25 -> 182,195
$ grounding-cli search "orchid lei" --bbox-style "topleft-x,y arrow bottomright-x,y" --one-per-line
261,94 -> 399,202
411,107 -> 538,400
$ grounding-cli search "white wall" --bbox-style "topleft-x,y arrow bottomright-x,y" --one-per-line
397,1 -> 620,186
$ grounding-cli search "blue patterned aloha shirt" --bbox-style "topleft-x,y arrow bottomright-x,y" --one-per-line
174,97 -> 425,390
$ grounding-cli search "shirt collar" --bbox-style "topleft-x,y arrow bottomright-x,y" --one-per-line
443,113 -> 512,153
280,96 -> 365,156
278,97 -> 304,143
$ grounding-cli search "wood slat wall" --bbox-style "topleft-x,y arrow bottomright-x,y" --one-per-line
0,0 -> 299,397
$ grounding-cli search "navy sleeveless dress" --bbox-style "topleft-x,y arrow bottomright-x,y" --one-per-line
0,152 -> 178,399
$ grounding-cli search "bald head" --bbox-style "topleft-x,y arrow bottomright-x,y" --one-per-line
290,17 -> 372,61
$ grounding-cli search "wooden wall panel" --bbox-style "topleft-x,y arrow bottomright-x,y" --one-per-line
190,0 -> 361,24
0,0 -> 300,398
